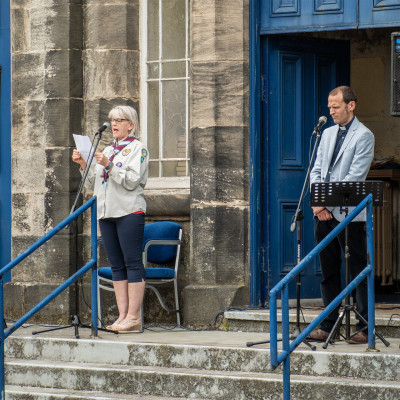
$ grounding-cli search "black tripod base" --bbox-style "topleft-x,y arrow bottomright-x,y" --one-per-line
246,327 -> 316,351
32,315 -> 114,339
291,326 -> 317,351
322,306 -> 390,349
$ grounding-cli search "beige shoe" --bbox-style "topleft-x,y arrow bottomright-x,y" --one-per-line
105,320 -> 122,331
113,319 -> 142,333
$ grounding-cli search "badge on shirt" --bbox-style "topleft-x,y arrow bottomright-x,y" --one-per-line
141,148 -> 149,164
122,149 -> 131,156
116,162 -> 122,167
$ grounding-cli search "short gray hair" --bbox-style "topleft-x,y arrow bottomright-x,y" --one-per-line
108,106 -> 140,138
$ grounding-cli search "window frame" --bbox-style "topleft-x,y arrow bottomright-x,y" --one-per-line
140,0 -> 190,189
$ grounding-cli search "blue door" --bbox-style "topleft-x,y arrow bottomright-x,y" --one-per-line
0,0 -> 11,275
262,36 -> 350,300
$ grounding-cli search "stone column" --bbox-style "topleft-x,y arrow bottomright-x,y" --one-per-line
184,0 -> 250,324
8,0 -> 84,322
83,0 -> 140,142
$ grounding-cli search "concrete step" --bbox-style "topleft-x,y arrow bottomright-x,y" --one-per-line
4,333 -> 400,381
5,359 -> 400,400
4,327 -> 400,399
5,385 -> 181,400
223,305 -> 400,337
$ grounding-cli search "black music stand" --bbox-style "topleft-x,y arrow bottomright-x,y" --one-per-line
310,181 -> 389,348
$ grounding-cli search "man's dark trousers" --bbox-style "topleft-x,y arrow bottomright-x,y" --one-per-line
314,218 -> 368,333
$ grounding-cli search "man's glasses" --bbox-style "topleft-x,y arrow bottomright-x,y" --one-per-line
110,118 -> 129,124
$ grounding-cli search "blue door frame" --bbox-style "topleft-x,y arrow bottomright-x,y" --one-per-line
0,1 -> 12,275
249,0 -> 263,305
264,36 -> 350,302
250,0 -> 400,306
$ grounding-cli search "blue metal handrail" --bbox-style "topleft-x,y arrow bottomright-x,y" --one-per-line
269,194 -> 375,399
0,196 -> 98,399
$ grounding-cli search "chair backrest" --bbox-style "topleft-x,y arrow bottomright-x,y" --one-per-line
143,221 -> 182,264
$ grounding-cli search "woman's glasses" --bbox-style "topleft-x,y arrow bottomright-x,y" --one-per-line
110,118 -> 129,124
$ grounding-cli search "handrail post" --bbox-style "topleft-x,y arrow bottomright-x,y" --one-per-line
269,292 -> 278,369
91,197 -> 98,337
282,284 -> 291,400
0,281 -> 4,400
268,194 -> 379,398
366,196 -> 376,350
0,196 -> 98,399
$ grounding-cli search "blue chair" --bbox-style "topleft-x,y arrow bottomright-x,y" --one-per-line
97,221 -> 183,327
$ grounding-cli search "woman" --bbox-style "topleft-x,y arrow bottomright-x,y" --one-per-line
72,105 -> 148,332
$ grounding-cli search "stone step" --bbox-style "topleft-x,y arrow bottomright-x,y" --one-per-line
5,385 -> 181,400
5,359 -> 400,400
5,334 -> 400,381
223,306 -> 400,337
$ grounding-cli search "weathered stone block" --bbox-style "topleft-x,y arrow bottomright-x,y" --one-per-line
25,284 -> 74,324
45,147 -> 75,192
190,61 -> 249,128
12,53 -> 45,100
145,190 -> 190,216
45,191 -> 83,230
12,193 -> 45,236
12,236 -> 74,284
191,126 -> 249,202
191,0 -> 249,62
190,205 -> 249,285
30,3 -> 83,51
189,206 -> 217,284
85,3 -> 139,50
45,99 -> 83,147
11,8 -> 30,53
12,0 -> 82,7
45,50 -> 83,98
182,284 -> 248,325
12,148 -> 46,192
84,50 -> 139,99
4,283 -> 24,319
12,100 -> 45,147
192,165 -> 248,203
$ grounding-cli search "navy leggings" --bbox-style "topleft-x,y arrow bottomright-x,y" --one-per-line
99,213 -> 145,283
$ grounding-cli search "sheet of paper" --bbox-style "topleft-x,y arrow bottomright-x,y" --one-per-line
73,134 -> 97,165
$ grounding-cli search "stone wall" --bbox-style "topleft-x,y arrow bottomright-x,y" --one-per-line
7,0 -> 84,323
6,0 -> 251,327
183,0 -> 250,325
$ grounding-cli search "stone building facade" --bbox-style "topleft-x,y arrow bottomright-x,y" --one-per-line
5,0 -> 250,326
6,0 -> 400,328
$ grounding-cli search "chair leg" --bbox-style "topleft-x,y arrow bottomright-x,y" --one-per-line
174,280 -> 181,326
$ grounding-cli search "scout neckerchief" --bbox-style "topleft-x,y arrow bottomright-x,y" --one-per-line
101,136 -> 135,185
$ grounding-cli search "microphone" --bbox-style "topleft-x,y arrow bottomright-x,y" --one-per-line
95,122 -> 110,135
312,116 -> 327,135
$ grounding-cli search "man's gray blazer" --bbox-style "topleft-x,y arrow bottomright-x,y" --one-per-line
310,116 -> 375,221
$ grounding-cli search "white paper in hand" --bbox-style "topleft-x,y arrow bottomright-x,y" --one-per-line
73,134 -> 97,165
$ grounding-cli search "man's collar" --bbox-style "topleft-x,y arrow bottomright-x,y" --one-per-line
339,116 -> 355,131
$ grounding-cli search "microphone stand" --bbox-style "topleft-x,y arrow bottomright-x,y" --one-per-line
33,129 -> 116,338
247,125 -> 323,350
288,127 -> 322,350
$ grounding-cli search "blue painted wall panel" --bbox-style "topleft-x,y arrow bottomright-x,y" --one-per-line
359,0 -> 400,28
261,0 -> 358,34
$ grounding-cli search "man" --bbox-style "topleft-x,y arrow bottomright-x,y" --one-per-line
308,86 -> 375,344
